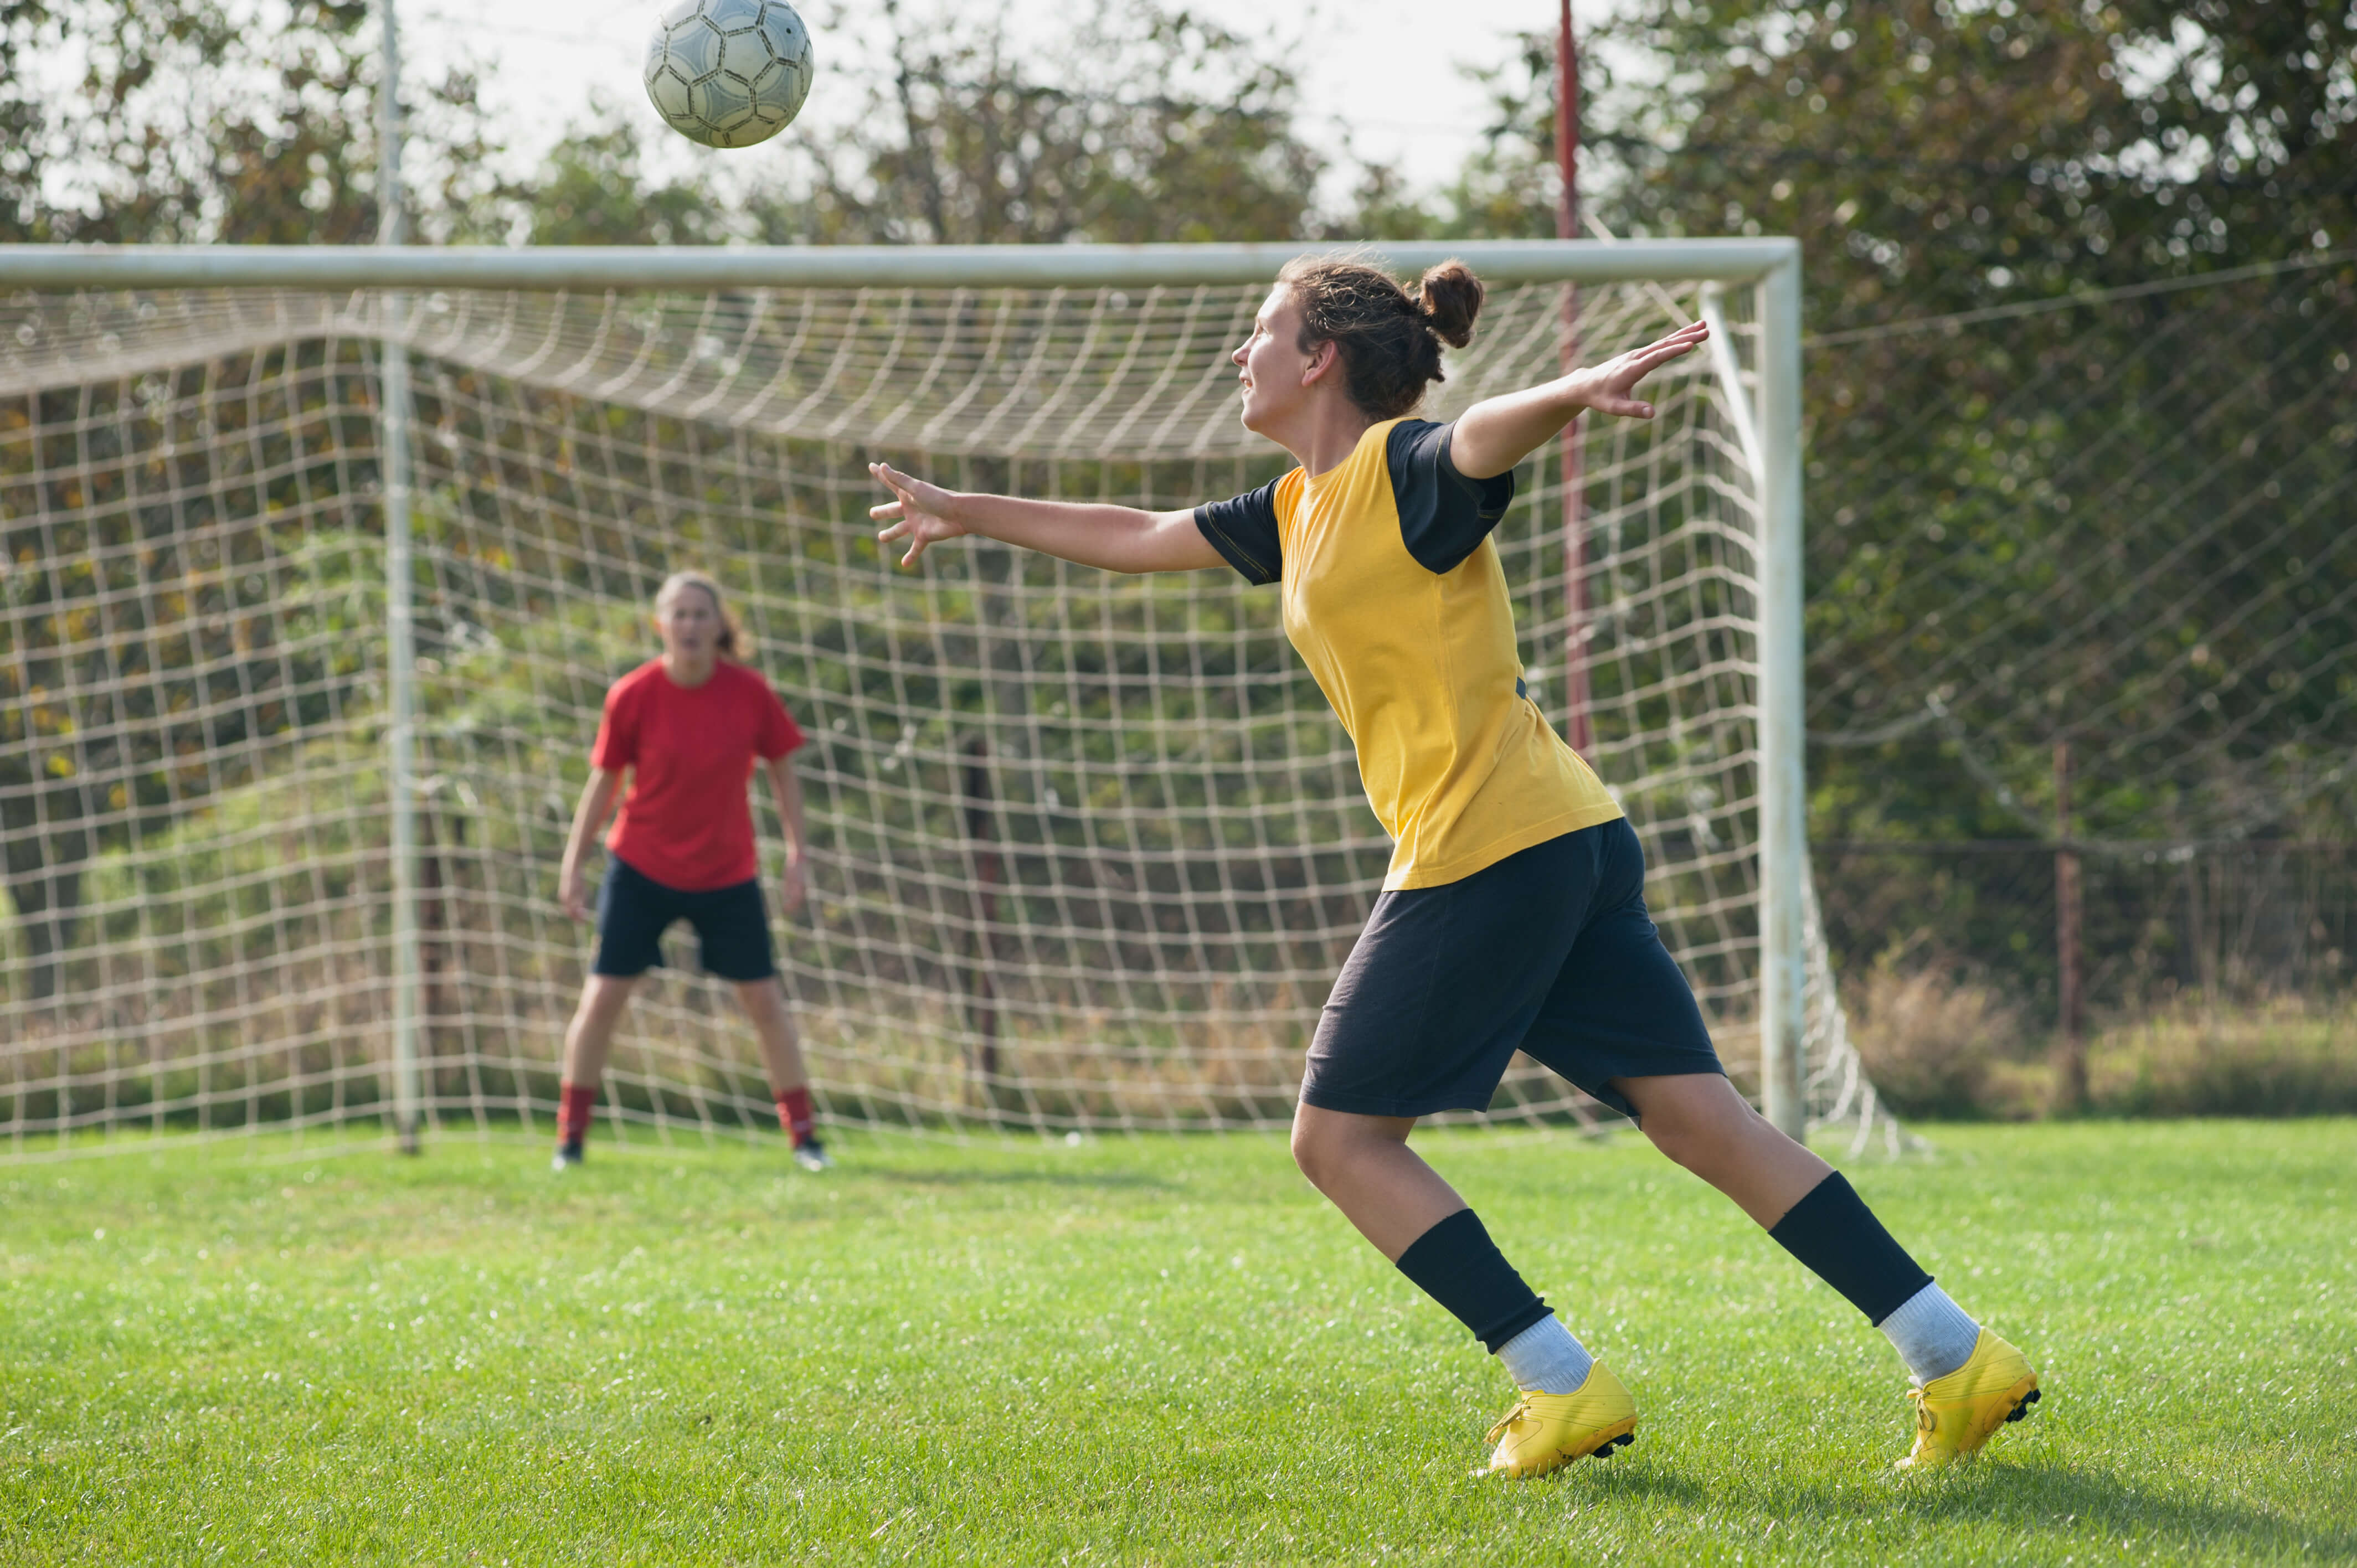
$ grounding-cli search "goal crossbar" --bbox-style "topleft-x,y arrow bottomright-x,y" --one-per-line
0,238 -> 1800,291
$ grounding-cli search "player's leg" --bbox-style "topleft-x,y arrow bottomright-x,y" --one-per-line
1520,819 -> 2038,1467
1612,1071 -> 1828,1226
1619,1070 -> 2039,1468
732,978 -> 828,1169
555,974 -> 639,1166
1291,1103 -> 1636,1477
1291,831 -> 1636,1477
1287,1105 -> 1463,1257
689,878 -> 830,1170
558,856 -> 670,1167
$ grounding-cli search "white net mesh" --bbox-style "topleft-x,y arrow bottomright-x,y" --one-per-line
0,267 -> 1887,1152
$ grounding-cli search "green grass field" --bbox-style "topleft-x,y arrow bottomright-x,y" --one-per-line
4,1121 -> 2351,1565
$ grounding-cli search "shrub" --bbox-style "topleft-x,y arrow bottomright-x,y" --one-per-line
1848,955 -> 2027,1120
2088,997 -> 2357,1117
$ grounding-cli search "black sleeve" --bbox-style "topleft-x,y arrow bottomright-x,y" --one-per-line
1193,479 -> 1284,586
1387,419 -> 1517,575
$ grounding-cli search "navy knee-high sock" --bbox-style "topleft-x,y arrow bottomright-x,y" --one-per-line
1766,1172 -> 1933,1324
1393,1209 -> 1555,1350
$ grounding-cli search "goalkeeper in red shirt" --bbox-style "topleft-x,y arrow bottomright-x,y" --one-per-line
551,570 -> 829,1172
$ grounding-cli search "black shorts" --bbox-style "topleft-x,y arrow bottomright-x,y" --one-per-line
593,854 -> 776,982
1300,818 -> 1724,1121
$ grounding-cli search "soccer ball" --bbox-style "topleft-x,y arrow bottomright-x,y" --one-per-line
642,0 -> 814,150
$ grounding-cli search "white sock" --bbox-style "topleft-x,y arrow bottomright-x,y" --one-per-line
1495,1317 -> 1595,1395
1879,1282 -> 1982,1385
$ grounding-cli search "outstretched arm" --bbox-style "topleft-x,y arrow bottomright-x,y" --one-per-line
868,462 -> 1226,574
1448,319 -> 1711,481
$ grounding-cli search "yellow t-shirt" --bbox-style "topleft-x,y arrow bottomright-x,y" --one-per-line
1195,417 -> 1623,891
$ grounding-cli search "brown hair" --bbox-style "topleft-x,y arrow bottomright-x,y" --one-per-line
1275,255 -> 1484,420
654,569 -> 751,661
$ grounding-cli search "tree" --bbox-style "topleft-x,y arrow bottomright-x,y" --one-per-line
743,0 -> 1325,245
1,0 -> 496,246
459,111 -> 734,247
0,0 -> 494,991
1426,1 -> 2357,1009
1591,0 -> 2353,324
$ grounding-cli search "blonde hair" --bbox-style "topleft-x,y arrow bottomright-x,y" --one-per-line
653,570 -> 751,661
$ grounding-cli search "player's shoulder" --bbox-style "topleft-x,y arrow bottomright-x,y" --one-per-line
1272,465 -> 1308,514
717,658 -> 796,714
714,658 -> 781,695
607,659 -> 667,702
1380,416 -> 1448,469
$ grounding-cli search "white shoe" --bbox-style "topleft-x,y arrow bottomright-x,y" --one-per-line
552,1145 -> 583,1172
793,1139 -> 833,1172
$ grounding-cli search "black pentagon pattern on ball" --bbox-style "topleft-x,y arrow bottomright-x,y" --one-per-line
642,0 -> 814,150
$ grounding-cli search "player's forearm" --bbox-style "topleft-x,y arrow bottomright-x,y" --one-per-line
560,773 -> 618,873
946,493 -> 1206,574
1448,376 -> 1592,480
767,762 -> 807,863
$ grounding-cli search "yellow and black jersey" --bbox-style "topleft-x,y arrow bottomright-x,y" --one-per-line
1193,416 -> 1623,892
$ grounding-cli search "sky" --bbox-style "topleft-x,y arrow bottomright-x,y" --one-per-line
395,0 -> 1597,207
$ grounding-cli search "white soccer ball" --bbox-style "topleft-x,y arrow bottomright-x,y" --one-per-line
642,0 -> 814,151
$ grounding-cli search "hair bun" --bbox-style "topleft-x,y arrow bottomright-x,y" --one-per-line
1414,260 -> 1484,349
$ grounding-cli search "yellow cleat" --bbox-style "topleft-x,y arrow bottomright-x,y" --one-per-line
1483,1362 -> 1638,1479
1896,1328 -> 2041,1471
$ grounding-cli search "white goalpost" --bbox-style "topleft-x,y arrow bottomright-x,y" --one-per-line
0,238 -> 1894,1156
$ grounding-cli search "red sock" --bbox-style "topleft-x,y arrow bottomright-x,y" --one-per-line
558,1082 -> 598,1147
776,1085 -> 815,1146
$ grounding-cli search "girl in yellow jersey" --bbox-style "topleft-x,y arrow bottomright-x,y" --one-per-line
868,257 -> 2039,1477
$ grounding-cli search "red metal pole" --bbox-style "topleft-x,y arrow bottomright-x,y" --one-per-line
1556,0 -> 1593,755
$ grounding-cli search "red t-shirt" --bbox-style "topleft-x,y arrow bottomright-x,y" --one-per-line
592,659 -> 805,891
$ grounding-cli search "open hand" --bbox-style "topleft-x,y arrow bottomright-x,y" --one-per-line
559,862 -> 590,922
868,462 -> 967,569
1573,319 -> 1710,420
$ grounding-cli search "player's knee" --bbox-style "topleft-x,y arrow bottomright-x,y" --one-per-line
734,977 -> 784,1017
1289,1115 -> 1358,1190
1639,1097 -> 1720,1173
1289,1117 -> 1328,1185
575,975 -> 635,1022
1643,1117 -> 1705,1173
1290,1111 -> 1398,1192
1641,1086 -> 1761,1175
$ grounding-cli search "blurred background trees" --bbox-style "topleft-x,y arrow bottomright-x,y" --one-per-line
0,0 -> 500,244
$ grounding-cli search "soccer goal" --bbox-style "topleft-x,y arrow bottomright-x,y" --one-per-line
0,239 -> 1895,1156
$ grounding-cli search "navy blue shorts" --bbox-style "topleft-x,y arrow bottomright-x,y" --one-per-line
1300,818 -> 1725,1121
593,854 -> 776,982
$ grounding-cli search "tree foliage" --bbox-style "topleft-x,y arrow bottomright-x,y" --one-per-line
765,0 -> 1323,244
449,0 -> 1332,249
0,0 -> 497,245
1593,0 -> 2354,323
1534,0 -> 2357,1003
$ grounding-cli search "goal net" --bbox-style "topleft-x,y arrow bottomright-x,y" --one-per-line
0,243 -> 1890,1155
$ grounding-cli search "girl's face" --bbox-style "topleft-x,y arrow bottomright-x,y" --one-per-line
656,585 -> 720,663
1232,285 -> 1320,436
